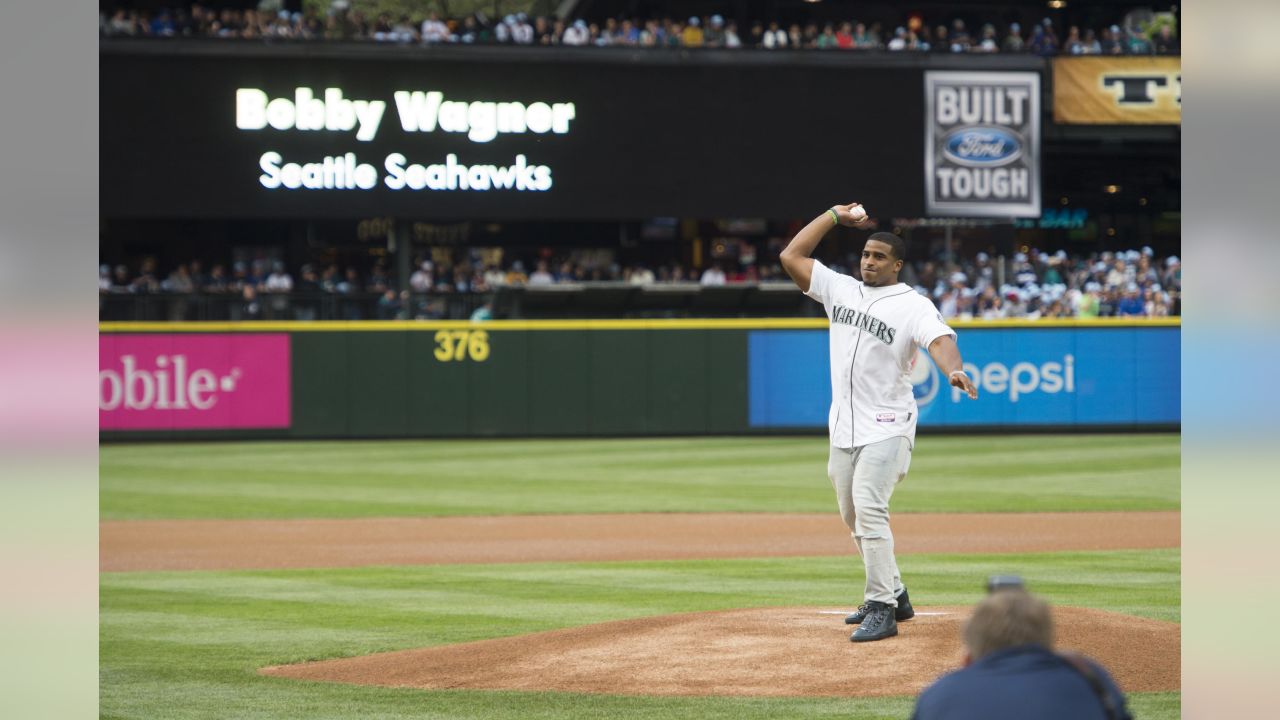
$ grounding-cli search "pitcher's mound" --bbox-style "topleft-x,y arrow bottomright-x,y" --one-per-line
261,606 -> 1179,698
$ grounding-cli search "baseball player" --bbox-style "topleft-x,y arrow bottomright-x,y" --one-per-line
780,202 -> 979,643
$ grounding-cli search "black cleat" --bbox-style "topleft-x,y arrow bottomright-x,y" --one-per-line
850,601 -> 898,642
845,587 -> 914,624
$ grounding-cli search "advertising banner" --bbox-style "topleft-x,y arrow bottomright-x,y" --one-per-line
1053,57 -> 1181,125
924,71 -> 1040,218
747,326 -> 1179,428
99,334 -> 291,430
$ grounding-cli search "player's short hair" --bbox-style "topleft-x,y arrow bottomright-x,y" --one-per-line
962,589 -> 1054,662
867,232 -> 907,261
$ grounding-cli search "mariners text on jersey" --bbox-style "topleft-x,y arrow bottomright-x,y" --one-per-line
831,305 -> 898,345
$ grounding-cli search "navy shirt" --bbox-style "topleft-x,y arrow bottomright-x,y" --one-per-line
912,645 -> 1131,720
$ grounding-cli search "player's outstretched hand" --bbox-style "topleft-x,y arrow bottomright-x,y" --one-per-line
833,202 -> 876,228
948,370 -> 979,400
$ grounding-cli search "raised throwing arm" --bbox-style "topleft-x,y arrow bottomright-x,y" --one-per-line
780,202 -> 874,293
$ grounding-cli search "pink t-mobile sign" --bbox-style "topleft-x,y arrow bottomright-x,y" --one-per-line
99,334 -> 291,430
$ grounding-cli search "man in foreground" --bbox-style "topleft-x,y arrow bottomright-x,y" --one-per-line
779,202 -> 979,642
912,588 -> 1133,720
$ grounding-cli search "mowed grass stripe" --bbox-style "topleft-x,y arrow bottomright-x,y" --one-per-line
100,435 -> 1179,519
101,550 -> 1179,720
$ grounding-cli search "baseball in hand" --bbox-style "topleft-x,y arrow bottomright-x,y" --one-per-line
849,206 -> 868,222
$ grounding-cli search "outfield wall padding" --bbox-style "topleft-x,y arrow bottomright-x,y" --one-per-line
99,320 -> 1179,440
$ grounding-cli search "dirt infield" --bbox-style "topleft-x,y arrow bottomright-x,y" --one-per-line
101,511 -> 1179,572
261,605 -> 1180,697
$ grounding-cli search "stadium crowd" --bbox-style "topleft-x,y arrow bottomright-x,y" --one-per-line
100,3 -> 1179,56
100,246 -> 1180,321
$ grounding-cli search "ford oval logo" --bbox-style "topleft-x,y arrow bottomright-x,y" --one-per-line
942,127 -> 1023,167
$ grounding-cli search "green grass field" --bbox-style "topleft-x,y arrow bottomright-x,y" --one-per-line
100,435 -> 1181,719
100,434 -> 1180,519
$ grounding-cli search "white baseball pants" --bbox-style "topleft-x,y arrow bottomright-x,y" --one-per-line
827,436 -> 912,606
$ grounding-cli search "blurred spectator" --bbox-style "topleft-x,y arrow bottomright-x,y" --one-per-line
1080,29 -> 1101,54
704,15 -> 725,47
912,588 -> 1132,720
762,21 -> 786,49
376,289 -> 401,319
562,19 -> 588,46
835,22 -> 854,49
528,260 -> 555,286
419,12 -> 448,43
410,261 -> 435,292
294,265 -> 320,321
700,264 -> 727,286
724,21 -> 742,48
239,285 -> 262,320
682,16 -> 704,47
1002,22 -> 1024,52
1064,26 -> 1084,54
1101,25 -> 1124,54
1028,24 -> 1058,56
1125,27 -> 1155,55
975,24 -> 998,53
949,19 -> 970,52
1116,285 -> 1145,316
1153,25 -> 1179,54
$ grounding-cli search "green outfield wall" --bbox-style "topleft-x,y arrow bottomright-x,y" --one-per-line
99,318 -> 1181,440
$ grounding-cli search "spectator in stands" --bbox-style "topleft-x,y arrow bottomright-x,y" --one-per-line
854,22 -> 876,49
1154,25 -> 1178,54
410,261 -> 434,292
975,285 -> 1001,319
748,21 -> 764,47
931,25 -> 950,53
1080,29 -> 1102,54
239,285 -> 263,321
700,263 -> 727,286
1101,25 -> 1124,54
762,21 -> 786,49
1002,22 -> 1025,52
294,265 -> 320,321
704,15 -> 725,47
505,261 -> 529,286
975,24 -> 999,52
949,19 -> 971,52
367,264 -> 391,293
421,12 -> 449,43
264,261 -> 292,294
528,260 -> 555,286
1116,285 -> 1146,316
1126,27 -> 1155,55
1064,26 -> 1084,54
562,18 -> 588,46
724,21 -> 742,48
164,263 -> 195,294
376,289 -> 401,319
132,258 -> 161,293
835,22 -> 854,49
1162,256 -> 1181,290
787,23 -> 803,48
682,16 -> 704,47
885,26 -> 907,51
1028,24 -> 1058,55
336,267 -> 360,295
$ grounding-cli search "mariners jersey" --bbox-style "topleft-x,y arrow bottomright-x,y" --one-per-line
805,259 -> 956,449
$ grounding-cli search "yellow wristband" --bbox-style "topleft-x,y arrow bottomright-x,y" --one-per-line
827,208 -> 839,225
